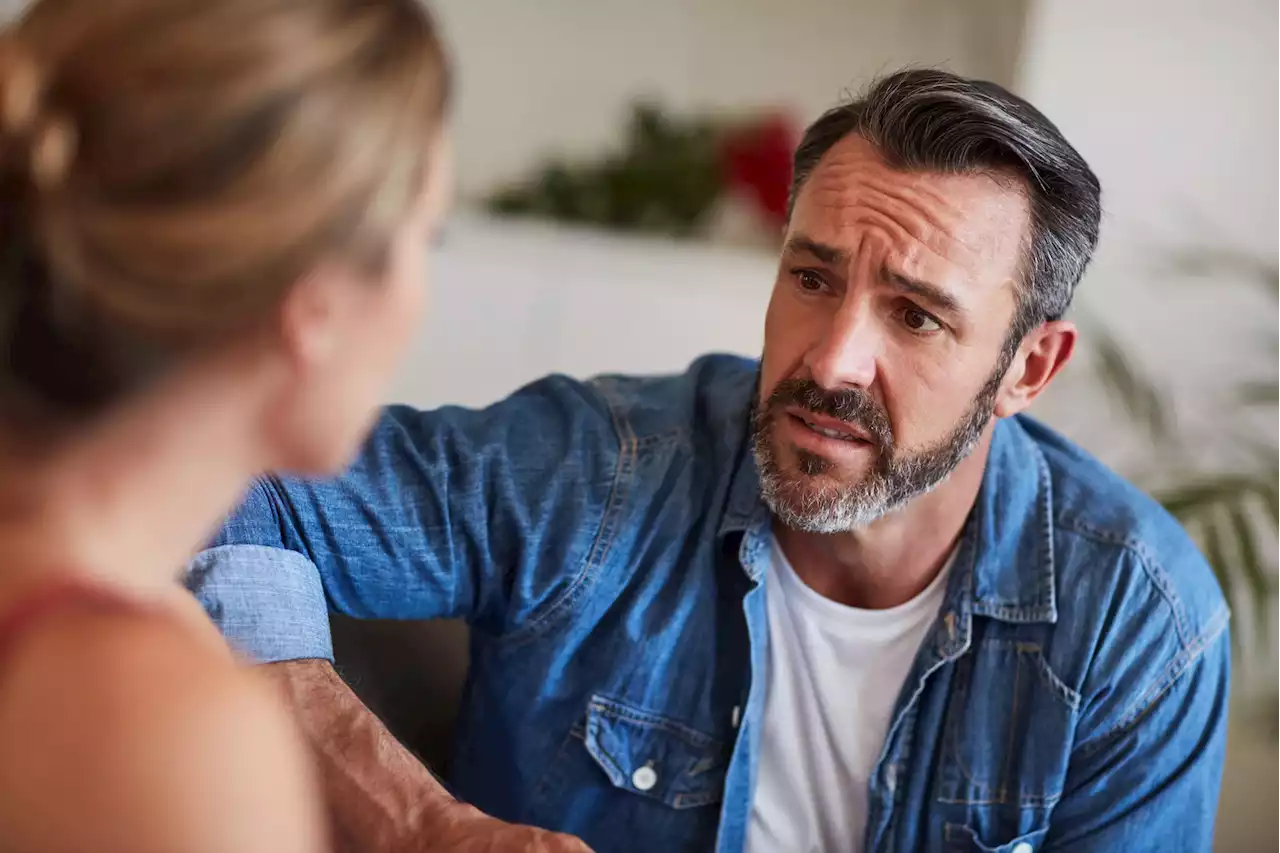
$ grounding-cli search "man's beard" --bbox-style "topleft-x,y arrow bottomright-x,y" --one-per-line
751,354 -> 1011,533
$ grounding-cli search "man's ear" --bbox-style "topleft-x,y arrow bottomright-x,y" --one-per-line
994,320 -> 1077,418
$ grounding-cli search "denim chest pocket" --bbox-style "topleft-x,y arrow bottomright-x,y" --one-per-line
934,639 -> 1079,848
582,695 -> 728,808
525,694 -> 729,850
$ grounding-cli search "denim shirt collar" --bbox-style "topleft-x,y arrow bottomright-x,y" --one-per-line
718,441 -> 769,583
721,416 -> 1058,625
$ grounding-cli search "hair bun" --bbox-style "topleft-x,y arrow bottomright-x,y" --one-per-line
0,31 -> 75,190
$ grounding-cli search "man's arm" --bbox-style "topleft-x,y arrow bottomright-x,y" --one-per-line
1044,621 -> 1230,851
187,387 -> 617,852
190,388 -> 619,649
269,660 -> 590,853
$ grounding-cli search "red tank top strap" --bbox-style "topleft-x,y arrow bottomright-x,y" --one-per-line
0,579 -> 141,672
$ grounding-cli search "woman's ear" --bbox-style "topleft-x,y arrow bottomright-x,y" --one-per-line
276,265 -> 356,373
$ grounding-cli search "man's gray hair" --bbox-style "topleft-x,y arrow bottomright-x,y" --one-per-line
789,68 -> 1102,339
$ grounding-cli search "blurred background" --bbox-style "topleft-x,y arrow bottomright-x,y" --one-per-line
3,0 -> 1272,848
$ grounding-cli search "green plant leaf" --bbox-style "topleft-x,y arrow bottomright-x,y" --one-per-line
1120,245 -> 1279,659
1246,260 -> 1276,300
1197,511 -> 1237,633
1086,320 -> 1171,443
1198,514 -> 1228,607
1256,478 -> 1280,527
1238,380 -> 1279,406
1157,475 -> 1274,517
1161,249 -> 1279,298
1227,501 -> 1275,636
1158,475 -> 1277,656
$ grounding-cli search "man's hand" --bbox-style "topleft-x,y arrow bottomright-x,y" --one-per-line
268,659 -> 593,853
431,805 -> 593,853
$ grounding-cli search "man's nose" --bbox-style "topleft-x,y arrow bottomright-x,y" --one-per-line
803,298 -> 879,391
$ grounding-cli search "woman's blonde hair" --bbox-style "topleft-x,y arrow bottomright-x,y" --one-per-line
0,0 -> 450,423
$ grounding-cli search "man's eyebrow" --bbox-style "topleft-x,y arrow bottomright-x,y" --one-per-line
785,235 -> 968,318
783,236 -> 848,267
883,268 -> 966,318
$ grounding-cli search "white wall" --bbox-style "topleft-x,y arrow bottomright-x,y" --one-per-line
390,215 -> 777,407
432,0 -> 1027,199
0,0 -> 1028,200
1016,0 -> 1278,476
1016,0 -> 1278,663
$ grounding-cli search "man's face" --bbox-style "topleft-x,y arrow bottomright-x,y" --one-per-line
755,134 -> 1031,532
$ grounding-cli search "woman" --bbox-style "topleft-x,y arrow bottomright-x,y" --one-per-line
0,1 -> 450,850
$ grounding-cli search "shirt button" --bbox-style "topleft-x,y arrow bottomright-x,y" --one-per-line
632,765 -> 658,792
1011,843 -> 1033,853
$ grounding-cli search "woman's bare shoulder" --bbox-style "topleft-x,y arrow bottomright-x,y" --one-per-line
0,601 -> 328,853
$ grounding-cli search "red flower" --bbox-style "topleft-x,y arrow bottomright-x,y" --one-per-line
719,114 -> 798,230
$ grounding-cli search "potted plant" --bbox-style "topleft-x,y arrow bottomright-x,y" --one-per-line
1085,249 -> 1276,729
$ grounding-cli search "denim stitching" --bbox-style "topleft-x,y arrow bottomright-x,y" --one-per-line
944,823 -> 1048,852
672,791 -> 720,809
588,695 -> 724,748
943,822 -> 967,853
966,444 -> 1057,621
936,793 -> 1062,807
1076,607 -> 1229,756
584,696 -> 725,809
1055,518 -> 1194,648
1035,448 -> 1058,617
998,654 -> 1022,803
496,381 -> 638,650
586,727 -> 624,788
939,646 -> 1066,807
974,640 -> 1082,709
1026,646 -> 1083,710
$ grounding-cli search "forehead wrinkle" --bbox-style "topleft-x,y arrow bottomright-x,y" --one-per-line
807,185 -> 974,285
804,165 -> 977,264
808,146 -> 971,223
892,165 -> 1032,264
910,174 -> 1029,272
804,159 -> 1028,287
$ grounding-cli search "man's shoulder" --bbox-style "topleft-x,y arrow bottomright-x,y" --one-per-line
383,353 -> 757,448
582,353 -> 759,444
1014,416 -> 1228,654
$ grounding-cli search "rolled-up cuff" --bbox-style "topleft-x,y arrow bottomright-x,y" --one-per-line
185,545 -> 334,663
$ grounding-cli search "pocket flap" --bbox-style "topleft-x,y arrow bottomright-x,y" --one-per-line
583,694 -> 727,809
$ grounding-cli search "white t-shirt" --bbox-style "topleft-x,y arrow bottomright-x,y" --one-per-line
744,539 -> 953,853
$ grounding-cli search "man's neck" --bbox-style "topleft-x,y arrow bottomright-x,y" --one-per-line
774,430 -> 993,609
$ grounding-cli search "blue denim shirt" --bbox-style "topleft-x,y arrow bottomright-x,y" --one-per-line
188,354 -> 1230,853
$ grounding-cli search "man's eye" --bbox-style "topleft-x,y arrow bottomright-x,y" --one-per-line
794,270 -> 826,292
902,307 -> 942,333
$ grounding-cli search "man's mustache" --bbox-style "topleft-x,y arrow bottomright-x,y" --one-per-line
764,377 -> 894,450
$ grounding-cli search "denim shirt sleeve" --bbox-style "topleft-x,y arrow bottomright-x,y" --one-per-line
1044,547 -> 1232,852
186,374 -> 619,663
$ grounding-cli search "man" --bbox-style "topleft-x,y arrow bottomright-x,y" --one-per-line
189,69 -> 1229,853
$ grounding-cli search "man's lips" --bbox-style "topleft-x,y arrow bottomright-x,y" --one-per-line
783,407 -> 873,443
